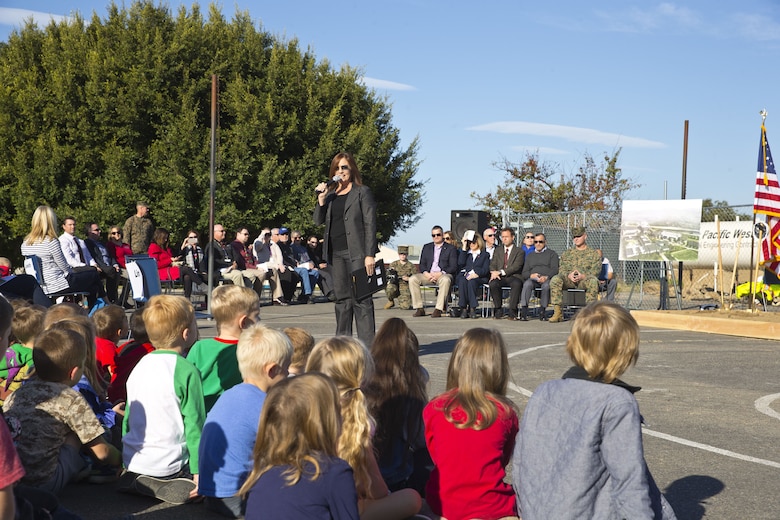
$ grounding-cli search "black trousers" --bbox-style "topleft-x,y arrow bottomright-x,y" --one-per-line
330,249 -> 375,346
489,276 -> 523,312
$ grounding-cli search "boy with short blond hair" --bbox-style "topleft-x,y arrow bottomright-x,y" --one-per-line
0,303 -> 45,403
198,324 -> 292,518
3,323 -> 122,494
121,295 -> 204,504
283,326 -> 314,376
91,304 -> 128,382
187,285 -> 260,411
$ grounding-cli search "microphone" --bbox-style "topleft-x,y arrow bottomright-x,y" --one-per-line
316,175 -> 343,193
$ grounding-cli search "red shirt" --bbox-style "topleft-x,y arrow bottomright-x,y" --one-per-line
423,391 -> 519,520
95,337 -> 118,383
108,241 -> 134,268
107,340 -> 155,403
148,243 -> 180,281
0,415 -> 24,489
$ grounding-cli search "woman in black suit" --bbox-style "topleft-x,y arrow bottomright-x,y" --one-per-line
314,152 -> 377,346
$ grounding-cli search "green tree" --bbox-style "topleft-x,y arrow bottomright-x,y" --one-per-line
470,149 -> 638,221
0,1 -> 422,262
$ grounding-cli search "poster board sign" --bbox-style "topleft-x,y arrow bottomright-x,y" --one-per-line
619,199 -> 702,262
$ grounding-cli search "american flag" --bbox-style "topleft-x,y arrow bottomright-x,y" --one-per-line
755,124 -> 780,275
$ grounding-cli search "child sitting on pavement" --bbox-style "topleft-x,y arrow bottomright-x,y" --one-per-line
187,284 -> 260,412
2,321 -> 122,494
198,323 -> 293,518
0,302 -> 45,404
283,327 -> 314,376
120,294 -> 204,505
91,304 -> 128,383
107,308 -> 153,404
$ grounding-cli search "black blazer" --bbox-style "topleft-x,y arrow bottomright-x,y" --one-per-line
314,184 -> 378,263
489,244 -> 525,280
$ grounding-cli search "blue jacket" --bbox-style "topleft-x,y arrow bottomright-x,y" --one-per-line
458,249 -> 490,278
512,367 -> 676,520
418,241 -> 458,275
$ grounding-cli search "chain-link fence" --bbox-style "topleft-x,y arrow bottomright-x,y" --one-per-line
505,205 -> 777,311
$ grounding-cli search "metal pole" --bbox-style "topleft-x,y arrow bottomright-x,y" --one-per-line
207,75 -> 218,315
678,120 -> 688,294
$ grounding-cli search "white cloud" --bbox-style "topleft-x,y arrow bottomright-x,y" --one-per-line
468,121 -> 666,149
0,8 -> 69,29
732,13 -> 780,42
360,77 -> 416,91
595,3 -> 704,34
511,145 -> 571,156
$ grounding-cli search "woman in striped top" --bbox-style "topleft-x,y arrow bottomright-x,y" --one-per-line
20,205 -> 104,306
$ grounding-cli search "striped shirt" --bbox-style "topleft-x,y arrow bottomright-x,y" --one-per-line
20,238 -> 72,294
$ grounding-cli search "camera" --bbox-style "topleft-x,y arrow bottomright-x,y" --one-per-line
386,268 -> 399,284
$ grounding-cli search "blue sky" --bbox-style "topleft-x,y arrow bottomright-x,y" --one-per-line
2,1 -> 779,246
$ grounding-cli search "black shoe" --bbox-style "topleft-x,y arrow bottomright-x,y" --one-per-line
493,309 -> 504,319
459,307 -> 470,319
470,309 -> 479,319
506,310 -> 518,320
449,307 -> 463,318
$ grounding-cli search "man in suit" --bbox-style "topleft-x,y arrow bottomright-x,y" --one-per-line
409,225 -> 459,318
85,222 -> 123,304
488,227 -> 525,320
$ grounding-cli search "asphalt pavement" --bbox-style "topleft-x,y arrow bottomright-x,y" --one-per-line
58,295 -> 780,519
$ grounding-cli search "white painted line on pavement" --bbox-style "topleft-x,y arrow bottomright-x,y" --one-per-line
641,428 -> 780,469
755,393 -> 780,421
507,342 -> 565,358
508,381 -> 533,398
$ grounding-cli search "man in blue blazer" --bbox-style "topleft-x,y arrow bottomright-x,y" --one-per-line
409,225 -> 459,318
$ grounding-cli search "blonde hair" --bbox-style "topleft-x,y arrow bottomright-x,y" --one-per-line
143,295 -> 194,349
566,300 -> 639,383
210,285 -> 260,331
47,315 -> 104,394
305,336 -> 374,495
239,373 -> 342,496
442,328 -> 516,430
283,327 -> 315,373
33,325 -> 87,383
236,324 -> 293,381
24,205 -> 59,245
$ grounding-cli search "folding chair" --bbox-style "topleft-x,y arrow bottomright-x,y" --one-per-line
24,255 -> 89,306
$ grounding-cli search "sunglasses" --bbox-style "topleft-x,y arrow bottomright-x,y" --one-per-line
444,236 -> 452,240
432,233 -> 442,237
525,235 -> 534,239
111,231 -> 122,236
485,233 -> 495,237
534,240 -> 545,244
338,165 -> 350,171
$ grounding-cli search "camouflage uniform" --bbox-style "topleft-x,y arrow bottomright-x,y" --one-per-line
550,246 -> 602,305
386,259 -> 416,310
3,379 -> 104,486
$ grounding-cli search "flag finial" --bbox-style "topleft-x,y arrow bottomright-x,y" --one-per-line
761,109 -> 768,124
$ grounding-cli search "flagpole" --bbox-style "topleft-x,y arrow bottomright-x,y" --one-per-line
749,110 -> 768,312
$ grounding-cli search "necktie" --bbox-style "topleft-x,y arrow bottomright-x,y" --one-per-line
504,248 -> 509,269
75,237 -> 86,264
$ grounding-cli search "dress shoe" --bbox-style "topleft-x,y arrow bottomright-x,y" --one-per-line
412,308 -> 426,317
493,309 -> 504,320
273,297 -> 289,306
505,310 -> 518,320
431,309 -> 443,318
460,308 -> 470,319
470,309 -> 479,319
519,315 -> 529,321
